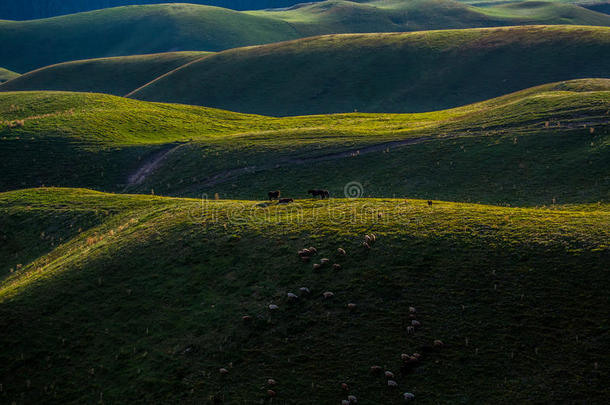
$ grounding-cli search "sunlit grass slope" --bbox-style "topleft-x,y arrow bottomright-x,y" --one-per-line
130,26 -> 610,115
0,52 -> 212,96
0,187 -> 608,403
1,79 -> 608,205
0,67 -> 19,84
2,1 -> 610,72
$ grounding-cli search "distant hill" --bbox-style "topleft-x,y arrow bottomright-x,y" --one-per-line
128,26 -> 610,115
2,1 -> 610,72
0,0 -> 311,20
0,52 -> 211,96
0,68 -> 19,84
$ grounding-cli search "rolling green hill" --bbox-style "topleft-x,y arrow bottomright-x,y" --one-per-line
0,67 -> 19,84
2,1 -> 610,72
0,187 -> 608,403
129,26 -> 610,115
0,3 -> 300,73
0,52 -> 212,96
1,78 -> 608,206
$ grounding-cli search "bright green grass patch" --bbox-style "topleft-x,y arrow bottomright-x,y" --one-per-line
0,187 -> 608,403
1,79 -> 608,205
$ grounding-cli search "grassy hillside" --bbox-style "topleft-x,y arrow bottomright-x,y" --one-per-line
1,78 -> 608,206
0,52 -> 211,96
2,1 -> 610,72
0,3 -> 299,72
0,67 -> 19,84
0,187 -> 608,403
129,26 -> 610,115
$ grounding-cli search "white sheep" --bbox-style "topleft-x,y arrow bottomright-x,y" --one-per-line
348,395 -> 357,403
388,380 -> 398,388
409,306 -> 416,314
362,242 -> 371,249
406,326 -> 415,334
267,378 -> 276,386
287,292 -> 298,300
385,371 -> 394,379
347,303 -> 357,310
323,291 -> 335,299
299,287 -> 311,294
269,304 -> 279,310
342,400 -> 350,405
320,258 -> 330,265
403,392 -> 415,401
411,320 -> 421,328
219,368 -> 229,375
333,263 -> 342,270
337,248 -> 346,255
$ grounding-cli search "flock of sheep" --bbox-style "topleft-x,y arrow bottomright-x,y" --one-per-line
218,233 -> 444,403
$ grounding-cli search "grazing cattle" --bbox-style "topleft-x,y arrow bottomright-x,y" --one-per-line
308,189 -> 330,199
427,200 -> 433,206
268,190 -> 281,200
278,198 -> 294,204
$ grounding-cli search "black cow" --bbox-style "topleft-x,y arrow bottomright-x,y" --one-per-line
308,189 -> 330,199
268,190 -> 280,200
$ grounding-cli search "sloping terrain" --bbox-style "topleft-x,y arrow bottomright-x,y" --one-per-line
0,52 -> 212,96
129,26 -> 610,115
0,68 -> 19,84
1,79 -> 608,205
0,187 -> 608,403
2,1 -> 610,72
0,3 -> 300,72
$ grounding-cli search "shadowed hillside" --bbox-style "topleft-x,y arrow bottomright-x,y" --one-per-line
129,26 -> 610,115
2,1 -> 609,72
0,187 -> 608,403
0,68 -> 19,84
0,52 -> 212,96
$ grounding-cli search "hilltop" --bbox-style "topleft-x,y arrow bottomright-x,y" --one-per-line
2,1 -> 610,72
129,26 -> 610,115
0,187 -> 608,403
0,52 -> 212,96
1,78 -> 608,205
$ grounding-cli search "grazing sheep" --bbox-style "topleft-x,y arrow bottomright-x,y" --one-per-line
278,198 -> 294,204
287,292 -> 298,300
401,353 -> 410,361
341,383 -> 349,391
403,392 -> 415,401
433,339 -> 444,348
313,263 -> 322,271
412,353 -> 422,360
268,191 -> 281,200
309,247 -> 318,254
347,303 -> 357,310
385,371 -> 395,379
301,256 -> 311,263
387,380 -> 398,388
370,365 -> 382,374
369,233 -> 377,243
242,315 -> 252,322
348,395 -> 358,403
269,304 -> 279,310
320,258 -> 330,265
406,326 -> 415,334
267,379 -> 276,386
298,248 -> 311,257
362,242 -> 371,249
364,235 -> 371,244
267,389 -> 276,397
333,263 -> 342,270
409,306 -> 416,314
337,248 -> 346,255
299,287 -> 311,295
342,400 -> 350,405
323,291 -> 335,299
411,320 -> 421,328
219,368 -> 229,375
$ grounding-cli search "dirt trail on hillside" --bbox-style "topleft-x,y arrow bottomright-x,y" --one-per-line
125,143 -> 184,188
